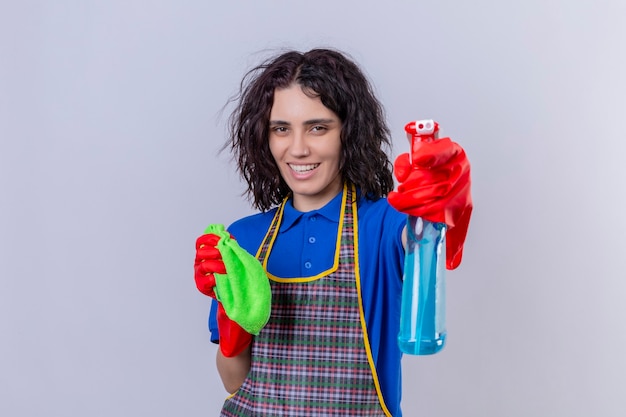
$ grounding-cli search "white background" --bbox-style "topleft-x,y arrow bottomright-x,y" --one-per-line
2,1 -> 625,416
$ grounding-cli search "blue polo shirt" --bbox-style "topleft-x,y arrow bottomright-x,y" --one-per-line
208,188 -> 407,415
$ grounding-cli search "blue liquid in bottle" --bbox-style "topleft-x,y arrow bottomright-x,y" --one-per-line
398,215 -> 447,355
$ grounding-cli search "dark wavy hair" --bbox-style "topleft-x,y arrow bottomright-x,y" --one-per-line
226,48 -> 394,212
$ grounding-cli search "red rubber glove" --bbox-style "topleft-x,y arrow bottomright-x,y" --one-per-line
388,138 -> 472,270
194,233 -> 226,298
194,233 -> 252,357
215,302 -> 252,357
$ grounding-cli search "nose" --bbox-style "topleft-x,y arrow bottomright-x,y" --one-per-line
289,130 -> 310,157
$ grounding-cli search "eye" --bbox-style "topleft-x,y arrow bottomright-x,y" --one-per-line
310,125 -> 327,134
271,125 -> 289,135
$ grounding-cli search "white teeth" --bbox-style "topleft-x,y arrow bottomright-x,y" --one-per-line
289,164 -> 319,173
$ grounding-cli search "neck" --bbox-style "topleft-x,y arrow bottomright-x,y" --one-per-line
291,181 -> 344,212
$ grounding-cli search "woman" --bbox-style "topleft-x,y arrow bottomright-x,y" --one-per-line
195,48 -> 472,416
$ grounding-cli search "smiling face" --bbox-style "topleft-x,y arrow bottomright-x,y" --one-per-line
269,84 -> 343,212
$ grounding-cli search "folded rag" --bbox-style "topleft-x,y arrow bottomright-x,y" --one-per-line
203,224 -> 271,335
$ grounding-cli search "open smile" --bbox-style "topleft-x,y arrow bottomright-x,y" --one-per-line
288,163 -> 320,173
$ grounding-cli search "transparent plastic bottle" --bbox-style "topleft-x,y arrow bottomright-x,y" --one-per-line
397,119 -> 447,355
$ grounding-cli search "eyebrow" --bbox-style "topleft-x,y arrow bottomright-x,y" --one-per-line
269,118 -> 338,126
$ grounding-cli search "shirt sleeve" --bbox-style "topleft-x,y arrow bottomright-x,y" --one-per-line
208,298 -> 219,344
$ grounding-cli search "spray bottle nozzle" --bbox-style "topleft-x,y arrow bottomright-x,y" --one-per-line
404,119 -> 439,165
405,119 -> 440,166
405,119 -> 439,142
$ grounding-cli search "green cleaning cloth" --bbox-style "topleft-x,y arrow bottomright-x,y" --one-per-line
204,224 -> 271,335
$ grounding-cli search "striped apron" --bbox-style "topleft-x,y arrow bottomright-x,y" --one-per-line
220,184 -> 391,416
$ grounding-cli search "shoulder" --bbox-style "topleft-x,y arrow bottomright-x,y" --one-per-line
227,208 -> 278,255
357,194 -> 406,230
355,193 -> 406,256
357,197 -> 407,256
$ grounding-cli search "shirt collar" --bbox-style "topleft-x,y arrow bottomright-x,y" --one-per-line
279,189 -> 343,233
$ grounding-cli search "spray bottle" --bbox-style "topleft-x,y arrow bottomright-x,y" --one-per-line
397,119 -> 447,355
